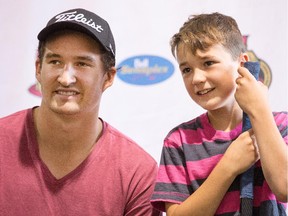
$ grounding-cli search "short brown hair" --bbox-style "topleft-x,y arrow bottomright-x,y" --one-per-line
170,12 -> 246,60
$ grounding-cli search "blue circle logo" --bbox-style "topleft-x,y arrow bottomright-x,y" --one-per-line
116,55 -> 174,85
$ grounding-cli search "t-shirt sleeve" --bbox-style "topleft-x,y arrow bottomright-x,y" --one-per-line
150,132 -> 192,212
124,155 -> 162,216
274,112 -> 288,144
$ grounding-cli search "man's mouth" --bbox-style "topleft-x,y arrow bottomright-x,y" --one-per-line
56,90 -> 78,96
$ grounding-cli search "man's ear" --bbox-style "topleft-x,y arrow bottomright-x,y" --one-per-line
35,58 -> 42,83
102,67 -> 117,91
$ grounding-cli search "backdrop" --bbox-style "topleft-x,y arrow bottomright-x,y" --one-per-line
0,0 -> 287,164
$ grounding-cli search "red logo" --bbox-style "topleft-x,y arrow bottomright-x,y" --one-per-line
28,82 -> 42,97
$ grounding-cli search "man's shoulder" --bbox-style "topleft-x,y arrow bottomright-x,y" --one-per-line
0,108 -> 31,126
102,121 -> 157,163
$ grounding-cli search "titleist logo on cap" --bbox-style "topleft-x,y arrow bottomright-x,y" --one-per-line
54,11 -> 104,33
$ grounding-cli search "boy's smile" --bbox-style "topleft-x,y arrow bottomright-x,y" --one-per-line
196,87 -> 215,95
176,43 -> 240,112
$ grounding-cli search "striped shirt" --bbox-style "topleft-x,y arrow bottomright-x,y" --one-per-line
151,112 -> 287,215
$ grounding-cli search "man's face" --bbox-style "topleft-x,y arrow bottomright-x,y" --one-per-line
36,31 -> 115,116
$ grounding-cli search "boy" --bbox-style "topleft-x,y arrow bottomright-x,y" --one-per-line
151,12 -> 287,215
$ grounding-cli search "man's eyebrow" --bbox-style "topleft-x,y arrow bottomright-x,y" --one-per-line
45,52 -> 61,59
76,55 -> 96,62
44,53 -> 96,62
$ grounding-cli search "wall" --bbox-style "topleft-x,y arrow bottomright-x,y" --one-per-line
0,0 -> 287,164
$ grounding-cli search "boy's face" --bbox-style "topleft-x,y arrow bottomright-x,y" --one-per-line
35,31 -> 116,116
176,43 -> 241,111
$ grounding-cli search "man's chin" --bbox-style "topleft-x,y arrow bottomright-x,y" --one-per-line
50,104 -> 81,116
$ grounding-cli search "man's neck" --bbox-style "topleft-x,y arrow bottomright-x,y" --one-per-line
32,107 -> 102,179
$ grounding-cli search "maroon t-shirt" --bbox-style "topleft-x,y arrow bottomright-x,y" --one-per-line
0,108 -> 160,216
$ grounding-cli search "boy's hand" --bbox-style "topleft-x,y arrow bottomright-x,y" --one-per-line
234,66 -> 269,117
222,130 -> 260,176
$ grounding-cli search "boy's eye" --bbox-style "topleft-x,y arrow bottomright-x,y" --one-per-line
204,61 -> 214,67
181,67 -> 191,74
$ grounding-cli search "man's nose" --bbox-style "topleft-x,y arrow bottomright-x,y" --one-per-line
57,65 -> 76,86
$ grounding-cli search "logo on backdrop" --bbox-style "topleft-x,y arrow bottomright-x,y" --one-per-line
243,35 -> 272,87
116,55 -> 174,85
28,82 -> 42,97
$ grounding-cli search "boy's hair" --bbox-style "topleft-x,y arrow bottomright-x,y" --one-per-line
170,12 -> 246,60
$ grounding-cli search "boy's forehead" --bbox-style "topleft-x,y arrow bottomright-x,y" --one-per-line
176,41 -> 208,56
180,34 -> 217,53
175,43 -> 194,62
176,43 -> 227,59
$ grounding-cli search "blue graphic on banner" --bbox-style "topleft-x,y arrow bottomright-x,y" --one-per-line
116,55 -> 174,85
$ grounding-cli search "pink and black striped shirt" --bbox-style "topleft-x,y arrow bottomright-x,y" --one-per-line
151,112 -> 287,215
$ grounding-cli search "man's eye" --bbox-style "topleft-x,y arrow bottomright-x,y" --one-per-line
49,60 -> 60,65
77,62 -> 89,67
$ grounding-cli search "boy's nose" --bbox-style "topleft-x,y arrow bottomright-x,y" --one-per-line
192,68 -> 206,84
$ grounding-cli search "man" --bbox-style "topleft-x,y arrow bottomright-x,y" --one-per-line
0,8 -> 160,216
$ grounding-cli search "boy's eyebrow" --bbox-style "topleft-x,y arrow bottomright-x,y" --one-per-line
196,52 -> 217,60
178,54 -> 217,68
179,61 -> 188,68
200,55 -> 216,59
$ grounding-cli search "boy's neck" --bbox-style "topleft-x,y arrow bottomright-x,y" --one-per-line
207,106 -> 243,131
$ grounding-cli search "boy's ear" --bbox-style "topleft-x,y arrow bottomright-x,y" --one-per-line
240,53 -> 249,66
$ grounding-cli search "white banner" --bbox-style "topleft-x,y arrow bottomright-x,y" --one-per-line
0,0 -> 287,163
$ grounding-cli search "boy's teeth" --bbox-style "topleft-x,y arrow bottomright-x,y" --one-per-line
198,88 -> 212,95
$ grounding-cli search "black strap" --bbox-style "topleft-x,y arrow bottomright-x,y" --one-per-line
240,198 -> 253,216
239,62 -> 260,216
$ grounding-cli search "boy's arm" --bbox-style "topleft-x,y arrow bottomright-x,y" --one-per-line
250,109 -> 287,202
235,66 -> 288,202
165,130 -> 259,216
